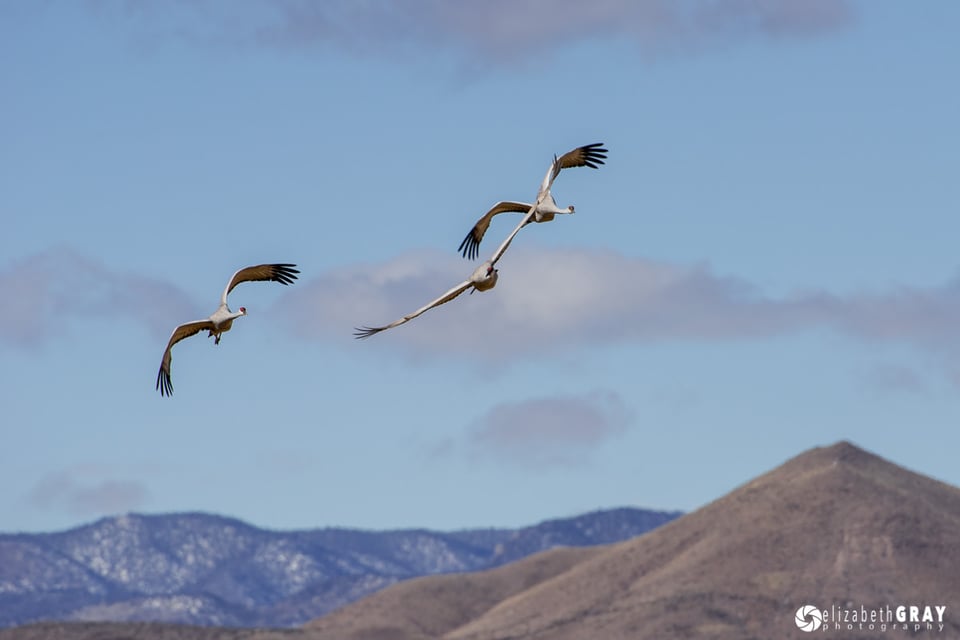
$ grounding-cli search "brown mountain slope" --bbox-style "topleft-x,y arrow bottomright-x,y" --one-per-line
304,546 -> 601,640
0,549 -> 600,640
306,441 -> 960,640
0,622 -> 300,640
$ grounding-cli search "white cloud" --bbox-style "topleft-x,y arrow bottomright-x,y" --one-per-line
467,390 -> 633,468
0,247 -> 199,348
860,363 -> 926,395
27,467 -> 150,517
12,246 -> 960,368
88,0 -> 855,65
279,246 -> 960,363
279,246 -> 784,358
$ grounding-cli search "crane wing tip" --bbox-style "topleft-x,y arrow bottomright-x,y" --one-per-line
157,372 -> 173,397
457,233 -> 481,261
274,264 -> 301,285
353,326 -> 382,339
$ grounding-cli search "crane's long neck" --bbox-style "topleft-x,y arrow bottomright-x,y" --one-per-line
212,304 -> 246,327
537,192 -> 570,216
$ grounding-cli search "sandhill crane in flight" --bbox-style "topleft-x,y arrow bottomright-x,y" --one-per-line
457,143 -> 607,260
156,263 -> 299,396
354,203 -> 538,339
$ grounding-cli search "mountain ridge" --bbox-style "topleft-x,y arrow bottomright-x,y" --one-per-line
4,440 -> 956,639
303,440 -> 960,639
0,507 -> 679,629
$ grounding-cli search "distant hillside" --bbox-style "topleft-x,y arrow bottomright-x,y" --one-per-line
0,507 -> 678,629
8,441 -> 952,640
305,441 -> 960,640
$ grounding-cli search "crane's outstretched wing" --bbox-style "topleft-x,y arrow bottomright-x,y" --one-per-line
458,200 -> 533,261
221,263 -> 300,305
490,204 -> 537,265
488,204 -> 538,267
354,279 -> 474,339
156,319 -> 216,397
458,144 -> 606,260
539,142 -> 608,197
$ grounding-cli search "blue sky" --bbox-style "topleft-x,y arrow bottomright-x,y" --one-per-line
2,1 -> 959,534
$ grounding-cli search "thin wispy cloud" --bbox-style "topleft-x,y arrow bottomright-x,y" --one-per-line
467,390 -> 632,468
27,467 -> 150,517
860,363 -> 927,395
12,246 -> 960,367
280,246 -> 960,362
281,247 -> 800,358
87,0 -> 854,64
0,247 -> 198,348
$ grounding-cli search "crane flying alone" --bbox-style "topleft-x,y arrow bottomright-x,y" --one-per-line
156,263 -> 299,396
355,143 -> 608,338
457,142 -> 607,260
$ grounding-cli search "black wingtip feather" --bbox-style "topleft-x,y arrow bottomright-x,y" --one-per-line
353,326 -> 382,340
157,370 -> 173,397
567,143 -> 607,171
458,233 -> 479,261
273,264 -> 300,286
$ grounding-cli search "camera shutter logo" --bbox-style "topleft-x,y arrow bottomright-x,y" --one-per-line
795,605 -> 823,632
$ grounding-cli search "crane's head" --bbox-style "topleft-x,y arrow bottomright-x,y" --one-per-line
568,205 -> 575,213
239,306 -> 247,315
